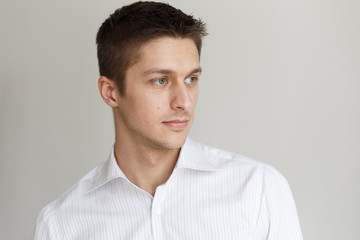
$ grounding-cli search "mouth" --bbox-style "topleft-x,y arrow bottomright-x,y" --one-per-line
162,119 -> 189,130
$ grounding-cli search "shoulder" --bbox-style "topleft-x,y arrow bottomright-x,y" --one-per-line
187,139 -> 293,197
36,161 -> 106,220
195,139 -> 284,177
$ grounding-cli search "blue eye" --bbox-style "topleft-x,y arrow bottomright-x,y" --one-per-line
154,78 -> 167,85
185,77 -> 198,84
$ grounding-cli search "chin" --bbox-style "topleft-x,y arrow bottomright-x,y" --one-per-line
149,133 -> 188,150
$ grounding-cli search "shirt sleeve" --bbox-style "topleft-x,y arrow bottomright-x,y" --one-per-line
263,166 -> 303,240
33,206 -> 57,240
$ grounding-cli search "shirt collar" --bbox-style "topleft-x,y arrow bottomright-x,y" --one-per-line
174,137 -> 221,171
87,148 -> 127,194
87,137 -> 220,193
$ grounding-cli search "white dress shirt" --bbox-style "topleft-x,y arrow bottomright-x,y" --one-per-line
34,138 -> 303,240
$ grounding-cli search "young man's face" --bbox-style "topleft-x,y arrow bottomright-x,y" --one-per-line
114,37 -> 201,150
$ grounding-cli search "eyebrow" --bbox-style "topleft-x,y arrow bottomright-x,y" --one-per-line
143,67 -> 202,76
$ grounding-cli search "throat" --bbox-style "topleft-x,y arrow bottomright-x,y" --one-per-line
114,144 -> 180,196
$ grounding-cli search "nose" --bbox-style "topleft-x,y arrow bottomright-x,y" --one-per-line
170,82 -> 193,111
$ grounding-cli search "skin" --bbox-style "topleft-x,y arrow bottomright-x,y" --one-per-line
98,37 -> 201,196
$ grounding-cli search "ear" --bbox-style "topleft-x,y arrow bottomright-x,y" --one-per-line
98,76 -> 120,108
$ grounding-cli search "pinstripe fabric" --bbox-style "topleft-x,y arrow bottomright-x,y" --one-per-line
34,138 -> 303,240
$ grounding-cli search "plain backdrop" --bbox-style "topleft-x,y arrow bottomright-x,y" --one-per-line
1,0 -> 359,239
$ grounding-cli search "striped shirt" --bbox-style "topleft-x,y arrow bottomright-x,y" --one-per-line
34,138 -> 303,239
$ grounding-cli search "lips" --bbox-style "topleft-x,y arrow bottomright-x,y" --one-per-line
162,119 -> 189,129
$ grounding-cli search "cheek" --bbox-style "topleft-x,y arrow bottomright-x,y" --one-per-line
190,88 -> 199,105
137,97 -> 165,120
130,90 -> 169,118
146,93 -> 168,111
194,91 -> 199,101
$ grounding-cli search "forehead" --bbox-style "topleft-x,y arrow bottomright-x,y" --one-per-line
132,37 -> 200,72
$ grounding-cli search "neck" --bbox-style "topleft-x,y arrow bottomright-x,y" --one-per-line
113,136 -> 180,196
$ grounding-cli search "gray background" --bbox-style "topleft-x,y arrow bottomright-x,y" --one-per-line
1,0 -> 359,239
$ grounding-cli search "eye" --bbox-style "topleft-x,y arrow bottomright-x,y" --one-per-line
153,78 -> 167,85
185,76 -> 198,84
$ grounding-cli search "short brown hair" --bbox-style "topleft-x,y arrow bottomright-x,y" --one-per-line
96,1 -> 207,95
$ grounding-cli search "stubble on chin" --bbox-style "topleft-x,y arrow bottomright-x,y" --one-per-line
142,133 -> 188,151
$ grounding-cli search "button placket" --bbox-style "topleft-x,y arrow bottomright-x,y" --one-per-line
151,185 -> 165,240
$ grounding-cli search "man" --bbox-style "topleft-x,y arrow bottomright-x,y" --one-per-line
34,1 -> 303,239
